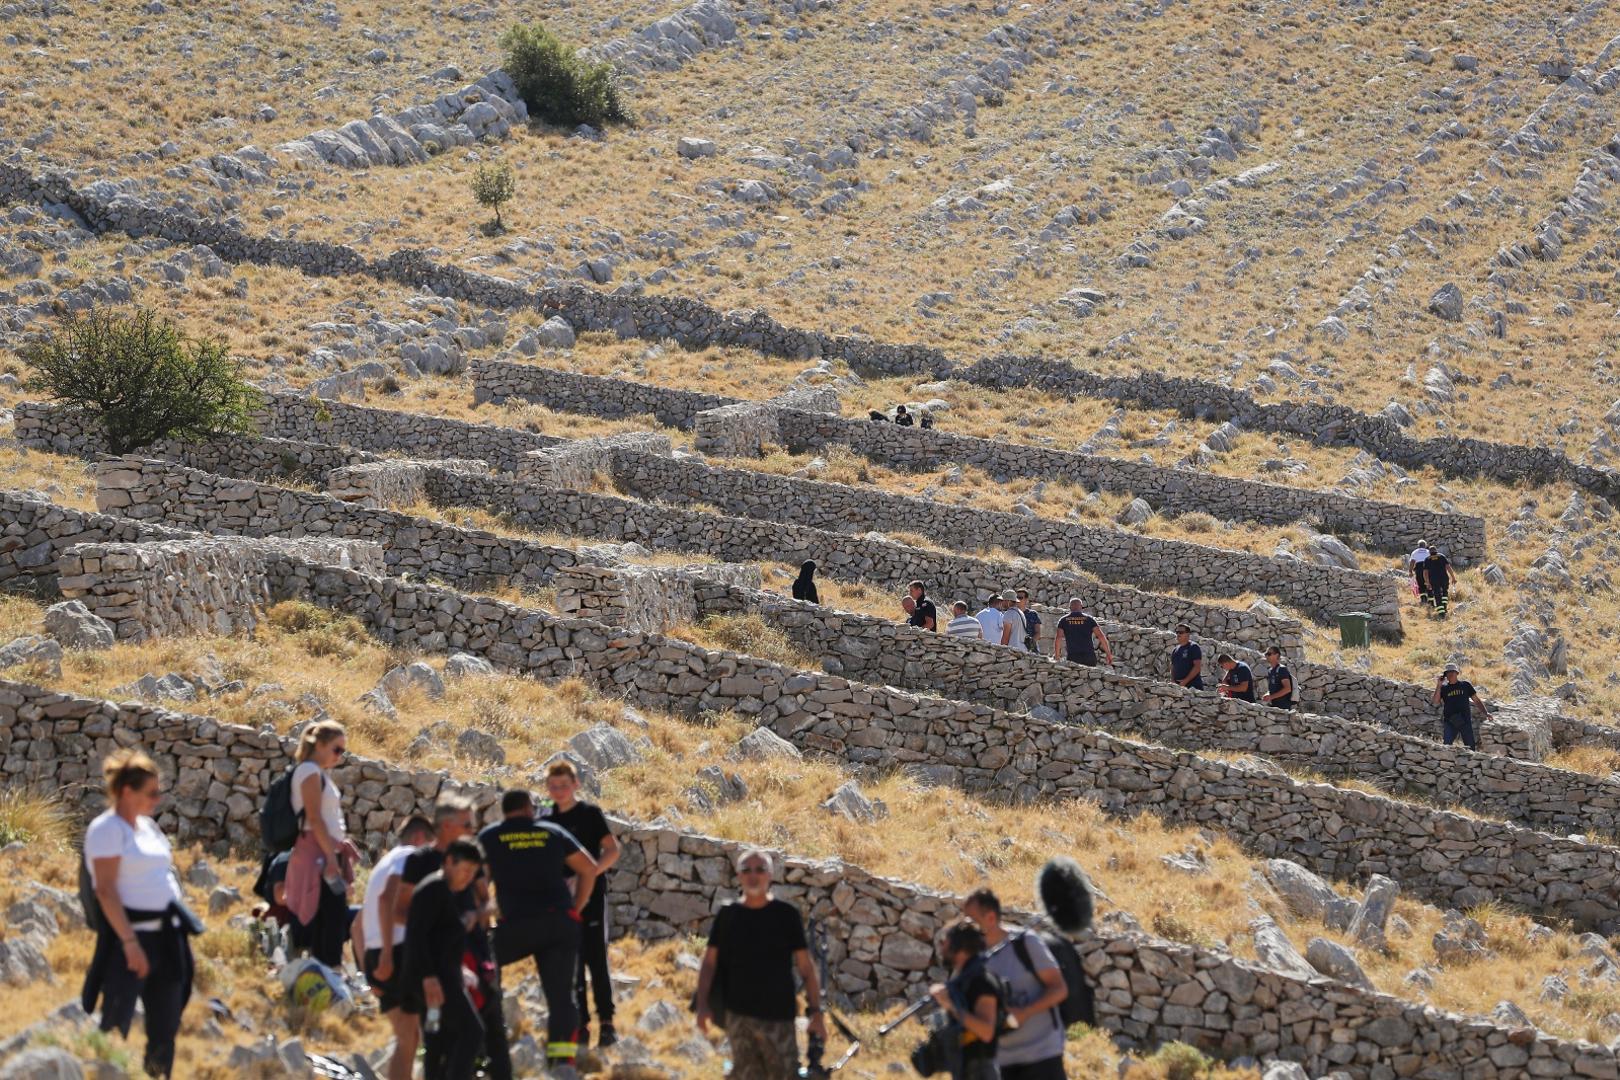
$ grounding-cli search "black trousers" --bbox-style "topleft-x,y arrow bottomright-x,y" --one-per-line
576,911 -> 614,1027
299,879 -> 350,968
1001,1058 -> 1066,1080
98,927 -> 193,1077
495,911 -> 581,1059
423,985 -> 483,1080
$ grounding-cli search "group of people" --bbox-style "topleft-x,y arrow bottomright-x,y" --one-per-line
84,722 -> 623,1080
1406,539 -> 1454,619
868,403 -> 934,428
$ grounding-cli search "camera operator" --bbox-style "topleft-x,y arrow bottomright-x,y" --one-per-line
924,919 -> 1007,1080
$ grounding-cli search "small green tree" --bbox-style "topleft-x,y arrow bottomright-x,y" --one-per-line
500,23 -> 630,128
23,307 -> 258,455
472,161 -> 517,230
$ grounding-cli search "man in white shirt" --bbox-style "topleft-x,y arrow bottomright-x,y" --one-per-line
1000,591 -> 1028,651
974,594 -> 1005,646
361,815 -> 435,1080
1407,540 -> 1431,603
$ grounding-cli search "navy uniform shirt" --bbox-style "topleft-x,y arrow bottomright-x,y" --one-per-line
1171,642 -> 1203,689
1266,664 -> 1294,709
1223,662 -> 1256,703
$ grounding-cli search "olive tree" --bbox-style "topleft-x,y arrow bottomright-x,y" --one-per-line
22,307 -> 258,454
472,161 -> 517,230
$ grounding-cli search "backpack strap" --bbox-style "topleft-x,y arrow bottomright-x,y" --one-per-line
1009,929 -> 1063,1031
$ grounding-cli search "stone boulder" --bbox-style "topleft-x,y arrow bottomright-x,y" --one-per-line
1305,937 -> 1374,990
0,936 -> 53,986
568,723 -> 643,772
821,781 -> 886,823
693,765 -> 748,804
42,601 -> 114,650
677,136 -> 718,159
0,636 -> 64,679
730,727 -> 802,762
378,662 -> 445,701
445,652 -> 496,679
533,316 -> 576,349
1117,497 -> 1153,526
1346,875 -> 1399,949
1262,859 -> 1356,930
1249,916 -> 1316,981
0,1048 -> 84,1080
456,728 -> 506,766
1429,283 -> 1464,321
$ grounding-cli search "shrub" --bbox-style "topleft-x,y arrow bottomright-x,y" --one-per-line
500,24 -> 629,128
0,788 -> 73,849
23,307 -> 257,455
472,161 -> 517,229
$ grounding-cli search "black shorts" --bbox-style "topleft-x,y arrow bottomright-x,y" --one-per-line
1268,697 -> 1293,710
1067,653 -> 1098,667
364,944 -> 406,1012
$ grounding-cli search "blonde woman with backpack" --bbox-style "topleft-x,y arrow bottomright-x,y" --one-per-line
284,720 -> 358,967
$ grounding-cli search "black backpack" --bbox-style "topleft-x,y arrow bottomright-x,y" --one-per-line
1012,929 -> 1095,1029
260,765 -> 307,854
79,853 -> 105,936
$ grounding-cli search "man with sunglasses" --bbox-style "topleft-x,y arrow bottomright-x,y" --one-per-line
1169,625 -> 1204,690
695,850 -> 826,1079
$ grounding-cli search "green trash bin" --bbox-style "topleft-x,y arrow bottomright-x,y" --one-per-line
1338,612 -> 1372,648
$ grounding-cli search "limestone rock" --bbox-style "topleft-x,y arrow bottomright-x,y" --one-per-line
1305,937 -> 1374,990
677,136 -> 717,159
0,636 -> 64,679
1493,1000 -> 1533,1028
0,1048 -> 84,1080
208,885 -> 242,915
185,859 -> 220,889
693,765 -> 748,804
730,727 -> 802,762
42,601 -> 115,650
1117,497 -> 1153,526
1263,859 -> 1355,930
1429,283 -> 1464,321
1261,1063 -> 1308,1080
1249,916 -> 1316,981
1346,875 -> 1398,949
822,781 -> 886,823
534,316 -> 576,349
378,661 -> 445,701
356,687 -> 397,719
445,652 -> 496,679
637,999 -> 683,1032
0,936 -> 53,987
568,723 -> 643,771
456,728 -> 506,765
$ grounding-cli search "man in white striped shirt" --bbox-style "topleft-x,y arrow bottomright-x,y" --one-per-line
946,601 -> 983,640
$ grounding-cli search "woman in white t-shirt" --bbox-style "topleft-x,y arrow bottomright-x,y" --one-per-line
81,747 -> 195,1079
284,719 -> 357,968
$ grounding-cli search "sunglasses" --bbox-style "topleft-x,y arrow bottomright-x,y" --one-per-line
332,745 -> 348,757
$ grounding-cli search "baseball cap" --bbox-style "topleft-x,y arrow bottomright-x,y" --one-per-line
1000,591 -> 1019,602
1443,663 -> 1460,674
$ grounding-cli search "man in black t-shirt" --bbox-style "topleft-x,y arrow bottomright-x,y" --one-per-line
1424,549 -> 1453,618
907,580 -> 938,632
1216,654 -> 1256,703
1052,598 -> 1112,668
479,788 -> 598,1073
1169,625 -> 1204,690
403,839 -> 487,1080
1433,664 -> 1488,749
1260,647 -> 1294,710
696,850 -> 825,1080
543,761 -> 621,1049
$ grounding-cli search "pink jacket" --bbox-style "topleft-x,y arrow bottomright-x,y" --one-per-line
284,829 -> 357,927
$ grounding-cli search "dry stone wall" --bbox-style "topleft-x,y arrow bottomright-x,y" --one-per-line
684,582 -> 1615,837
7,678 -> 1612,1078
326,458 -> 491,508
517,432 -> 674,489
607,449 -> 1403,632
554,562 -> 761,631
399,460 -> 1306,648
99,538 -> 1617,932
94,459 -> 582,591
474,362 -> 739,427
55,539 -> 382,642
2,161 -> 1615,501
1,490 -> 196,595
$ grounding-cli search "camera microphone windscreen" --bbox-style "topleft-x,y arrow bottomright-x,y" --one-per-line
1037,856 -> 1094,934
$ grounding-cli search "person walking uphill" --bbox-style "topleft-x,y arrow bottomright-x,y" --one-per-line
1434,663 -> 1489,749
82,748 -> 201,1079
1170,625 -> 1203,690
791,560 -> 819,605
1408,540 -> 1431,604
403,838 -> 488,1080
286,720 -> 359,968
695,850 -> 826,1080
480,788 -> 599,1072
1424,547 -> 1454,619
544,761 -> 621,1050
1053,598 -> 1111,668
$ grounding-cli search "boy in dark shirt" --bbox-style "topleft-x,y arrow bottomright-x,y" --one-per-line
543,761 -> 621,1049
403,839 -> 486,1080
1260,647 -> 1294,710
479,788 -> 598,1072
1170,625 -> 1204,689
1216,655 -> 1256,702
1052,598 -> 1112,667
695,850 -> 825,1079
1433,664 -> 1488,749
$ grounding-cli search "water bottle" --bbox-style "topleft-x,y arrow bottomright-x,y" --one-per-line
425,1006 -> 441,1035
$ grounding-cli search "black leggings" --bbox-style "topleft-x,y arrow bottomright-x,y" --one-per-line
298,878 -> 350,968
423,985 -> 483,1080
99,927 -> 193,1077
576,913 -> 614,1027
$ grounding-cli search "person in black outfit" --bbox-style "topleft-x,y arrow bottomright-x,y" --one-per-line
928,919 -> 1005,1080
1052,598 -> 1111,667
895,404 -> 915,426
544,762 -> 621,1050
791,560 -> 819,605
1433,664 -> 1489,748
480,788 -> 599,1072
920,412 -> 934,429
869,410 -> 890,422
403,839 -> 487,1080
696,850 -> 826,1080
1169,625 -> 1203,689
1216,654 -> 1255,703
907,580 -> 938,631
1424,548 -> 1454,618
1260,647 -> 1294,710
394,798 -> 509,1080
